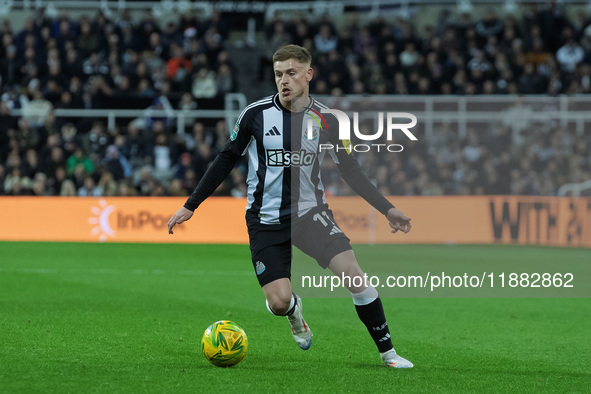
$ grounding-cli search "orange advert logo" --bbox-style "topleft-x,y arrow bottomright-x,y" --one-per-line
0,197 -> 248,244
0,196 -> 589,247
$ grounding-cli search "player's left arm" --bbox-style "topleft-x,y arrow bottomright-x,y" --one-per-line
333,141 -> 412,234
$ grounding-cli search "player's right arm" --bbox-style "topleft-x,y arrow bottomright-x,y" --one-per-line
168,111 -> 254,234
167,148 -> 240,234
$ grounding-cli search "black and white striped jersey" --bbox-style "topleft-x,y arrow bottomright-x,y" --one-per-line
226,94 -> 341,225
184,93 -> 394,225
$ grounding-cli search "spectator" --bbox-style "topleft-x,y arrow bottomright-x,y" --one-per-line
354,27 -> 376,55
475,9 -> 504,42
399,43 -> 420,69
82,121 -> 108,162
152,133 -> 175,181
60,178 -> 76,196
43,146 -> 66,178
97,171 -> 118,196
525,37 -> 551,68
314,24 -> 338,53
581,25 -> 591,57
22,149 -> 41,178
78,176 -> 101,196
117,179 -> 137,196
518,63 -> 545,94
0,45 -> 20,86
578,64 -> 591,93
31,172 -> 48,196
82,52 -> 109,77
61,122 -> 81,155
23,90 -> 53,127
192,68 -> 217,99
216,64 -> 235,94
103,145 -> 132,181
556,38 -> 585,74
166,44 -> 192,87
258,20 -> 291,81
47,166 -> 67,195
77,20 -> 99,58
174,152 -> 193,180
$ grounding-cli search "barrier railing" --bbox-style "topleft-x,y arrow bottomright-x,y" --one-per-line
9,93 -> 247,134
558,180 -> 591,197
9,95 -> 591,139
6,95 -> 590,196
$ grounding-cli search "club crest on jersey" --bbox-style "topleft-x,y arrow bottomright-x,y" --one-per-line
305,125 -> 320,141
305,108 -> 328,141
231,122 -> 239,141
255,261 -> 266,275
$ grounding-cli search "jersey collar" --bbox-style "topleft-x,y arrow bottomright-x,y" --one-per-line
273,93 -> 315,114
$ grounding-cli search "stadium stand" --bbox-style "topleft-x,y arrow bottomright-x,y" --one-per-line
1,2 -> 590,197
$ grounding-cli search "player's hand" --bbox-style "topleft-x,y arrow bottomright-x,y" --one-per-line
386,208 -> 412,234
168,207 -> 194,234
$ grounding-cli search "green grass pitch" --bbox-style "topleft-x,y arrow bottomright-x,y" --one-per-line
1,242 -> 589,393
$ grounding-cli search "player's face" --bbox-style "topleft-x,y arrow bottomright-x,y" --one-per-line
274,59 -> 313,108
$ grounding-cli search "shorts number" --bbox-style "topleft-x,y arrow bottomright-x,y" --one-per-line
313,211 -> 343,234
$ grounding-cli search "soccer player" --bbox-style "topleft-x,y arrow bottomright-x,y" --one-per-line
168,45 -> 414,368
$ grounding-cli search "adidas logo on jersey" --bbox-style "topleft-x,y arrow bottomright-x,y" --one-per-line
329,226 -> 343,235
265,126 -> 281,136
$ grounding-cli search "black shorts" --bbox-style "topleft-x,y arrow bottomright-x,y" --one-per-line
247,207 -> 352,287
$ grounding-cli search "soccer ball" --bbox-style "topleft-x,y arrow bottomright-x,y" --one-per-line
201,320 -> 248,367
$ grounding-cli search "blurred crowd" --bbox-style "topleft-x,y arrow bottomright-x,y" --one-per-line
265,3 -> 591,95
1,3 -> 591,197
0,8 -> 241,196
322,122 -> 591,196
0,114 -> 248,196
0,8 -> 235,106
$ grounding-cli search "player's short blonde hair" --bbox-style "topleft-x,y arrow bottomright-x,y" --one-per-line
272,45 -> 312,67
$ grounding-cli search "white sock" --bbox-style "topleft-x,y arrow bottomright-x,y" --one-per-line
266,294 -> 295,315
350,286 -> 379,306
